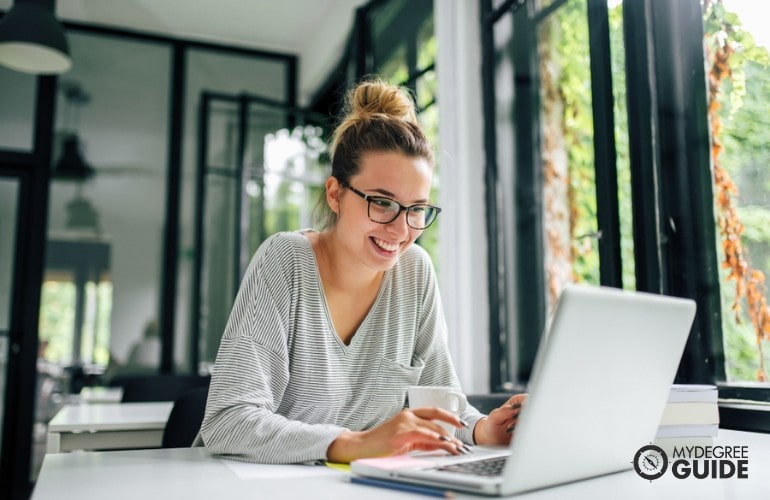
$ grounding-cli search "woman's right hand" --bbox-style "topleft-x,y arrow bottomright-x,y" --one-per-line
326,407 -> 471,463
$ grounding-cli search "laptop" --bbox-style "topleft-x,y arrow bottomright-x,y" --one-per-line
351,284 -> 697,496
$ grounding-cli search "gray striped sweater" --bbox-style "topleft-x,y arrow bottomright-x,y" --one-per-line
194,231 -> 483,463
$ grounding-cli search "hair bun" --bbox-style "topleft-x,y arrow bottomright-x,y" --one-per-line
350,80 -> 417,123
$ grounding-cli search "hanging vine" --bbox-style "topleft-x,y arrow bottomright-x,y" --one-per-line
704,0 -> 769,381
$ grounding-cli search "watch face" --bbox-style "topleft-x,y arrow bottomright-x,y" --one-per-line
633,444 -> 668,480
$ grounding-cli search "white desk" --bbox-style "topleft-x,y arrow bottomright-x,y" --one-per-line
46,401 -> 173,453
79,386 -> 124,404
32,430 -> 770,499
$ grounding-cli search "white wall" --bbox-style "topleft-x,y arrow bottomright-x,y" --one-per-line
434,0 -> 490,394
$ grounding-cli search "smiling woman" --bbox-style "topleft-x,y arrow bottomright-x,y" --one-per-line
195,79 -> 525,465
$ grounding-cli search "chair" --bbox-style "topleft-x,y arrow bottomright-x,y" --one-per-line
109,373 -> 211,403
162,386 -> 209,448
467,393 -> 520,414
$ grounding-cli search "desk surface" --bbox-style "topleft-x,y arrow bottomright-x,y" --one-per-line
32,430 -> 769,499
47,401 -> 173,432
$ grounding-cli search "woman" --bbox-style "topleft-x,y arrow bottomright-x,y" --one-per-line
195,80 -> 525,463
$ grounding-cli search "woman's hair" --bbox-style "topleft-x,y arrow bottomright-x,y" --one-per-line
315,79 -> 434,229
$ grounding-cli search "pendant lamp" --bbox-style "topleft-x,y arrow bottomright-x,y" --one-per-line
0,0 -> 71,74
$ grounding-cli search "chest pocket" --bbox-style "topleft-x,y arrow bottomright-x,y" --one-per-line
359,357 -> 424,429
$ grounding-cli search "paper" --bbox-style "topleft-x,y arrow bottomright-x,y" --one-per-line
221,459 -> 346,480
325,462 -> 351,472
353,454 -> 440,470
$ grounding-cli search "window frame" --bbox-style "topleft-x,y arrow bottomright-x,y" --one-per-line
480,0 -> 770,424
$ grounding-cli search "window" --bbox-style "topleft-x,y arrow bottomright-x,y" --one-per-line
704,0 -> 770,384
368,0 -> 439,263
482,0 -> 634,386
481,0 -> 770,412
39,240 -> 112,368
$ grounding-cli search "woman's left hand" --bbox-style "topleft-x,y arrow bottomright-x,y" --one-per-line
472,393 -> 528,445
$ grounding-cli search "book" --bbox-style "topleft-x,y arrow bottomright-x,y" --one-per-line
667,384 -> 718,403
656,384 -> 719,440
656,423 -> 719,438
659,402 -> 720,426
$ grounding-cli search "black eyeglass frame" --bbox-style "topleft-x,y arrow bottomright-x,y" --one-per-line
340,181 -> 442,229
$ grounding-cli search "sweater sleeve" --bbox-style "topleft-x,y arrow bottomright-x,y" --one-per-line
196,235 -> 347,463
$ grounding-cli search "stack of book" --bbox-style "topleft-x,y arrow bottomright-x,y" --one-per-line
655,384 -> 719,453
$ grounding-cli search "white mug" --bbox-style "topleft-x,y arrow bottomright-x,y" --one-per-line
407,385 -> 467,435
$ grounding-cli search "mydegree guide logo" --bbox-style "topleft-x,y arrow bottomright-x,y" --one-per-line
633,444 -> 749,481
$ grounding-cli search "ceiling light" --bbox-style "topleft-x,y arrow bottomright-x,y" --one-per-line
0,0 -> 71,75
54,133 -> 96,181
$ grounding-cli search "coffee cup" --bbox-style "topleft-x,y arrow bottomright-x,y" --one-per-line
407,385 -> 467,435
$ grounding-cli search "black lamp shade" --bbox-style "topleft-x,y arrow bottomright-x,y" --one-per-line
0,0 -> 71,74
54,134 -> 95,180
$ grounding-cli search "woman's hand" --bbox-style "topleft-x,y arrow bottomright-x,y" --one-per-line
473,393 -> 528,445
326,407 -> 471,463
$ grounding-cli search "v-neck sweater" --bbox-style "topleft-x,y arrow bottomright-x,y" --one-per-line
194,231 -> 483,463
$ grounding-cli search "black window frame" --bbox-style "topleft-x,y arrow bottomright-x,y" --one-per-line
480,0 -> 770,431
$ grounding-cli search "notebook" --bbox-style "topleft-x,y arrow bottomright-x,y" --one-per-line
351,284 -> 697,496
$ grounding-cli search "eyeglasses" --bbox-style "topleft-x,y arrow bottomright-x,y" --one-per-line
341,182 -> 441,230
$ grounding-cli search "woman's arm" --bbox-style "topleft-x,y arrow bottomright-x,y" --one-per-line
199,336 -> 348,463
326,406 -> 472,462
198,234 -> 349,463
472,393 -> 528,445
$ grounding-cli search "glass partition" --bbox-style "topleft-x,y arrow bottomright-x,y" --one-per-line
181,49 -> 291,372
0,66 -> 35,151
41,32 -> 170,383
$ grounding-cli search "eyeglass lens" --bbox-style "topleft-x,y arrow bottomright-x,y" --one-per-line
368,197 -> 436,229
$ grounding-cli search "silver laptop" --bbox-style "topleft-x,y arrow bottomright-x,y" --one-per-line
351,284 -> 697,496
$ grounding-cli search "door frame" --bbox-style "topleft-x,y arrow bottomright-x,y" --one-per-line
0,75 -> 56,500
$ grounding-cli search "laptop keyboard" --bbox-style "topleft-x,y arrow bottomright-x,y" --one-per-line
437,456 -> 507,477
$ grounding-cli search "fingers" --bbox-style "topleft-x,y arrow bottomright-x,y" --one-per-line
438,434 -> 473,455
402,408 -> 472,455
411,406 -> 468,431
391,424 -> 470,456
500,394 -> 528,434
504,393 -> 528,408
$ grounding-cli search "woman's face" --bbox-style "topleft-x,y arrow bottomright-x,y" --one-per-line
328,151 -> 433,272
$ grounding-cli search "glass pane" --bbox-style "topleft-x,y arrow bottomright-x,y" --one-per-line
704,0 -> 770,383
0,178 -> 19,456
199,100 -> 240,367
254,124 -> 327,249
183,49 -> 289,373
43,31 -> 170,385
41,240 -> 112,367
0,65 -> 36,151
371,6 -> 439,264
201,169 -> 238,364
537,0 -> 599,311
417,14 -> 437,71
240,104 -> 290,254
370,0 -> 432,82
608,1 -> 635,290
